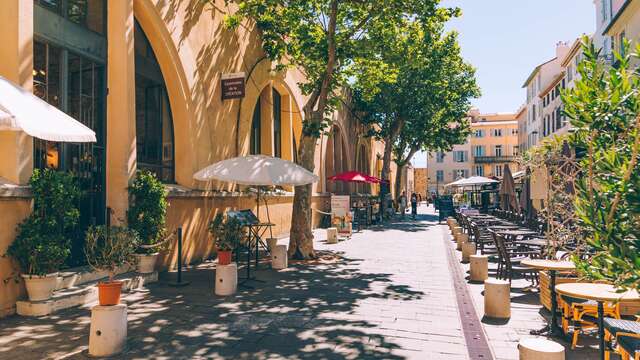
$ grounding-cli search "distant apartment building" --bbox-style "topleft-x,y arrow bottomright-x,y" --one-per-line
520,42 -> 570,152
427,110 -> 520,194
603,0 -> 640,62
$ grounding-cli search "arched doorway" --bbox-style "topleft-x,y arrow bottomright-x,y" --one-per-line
355,143 -> 370,193
325,125 -> 350,195
248,83 -> 300,161
134,19 -> 175,183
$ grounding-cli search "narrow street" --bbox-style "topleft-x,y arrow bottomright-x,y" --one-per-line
1,205 -> 479,359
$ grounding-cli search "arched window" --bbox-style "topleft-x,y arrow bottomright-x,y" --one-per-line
134,20 -> 175,183
250,100 -> 261,155
272,89 -> 282,158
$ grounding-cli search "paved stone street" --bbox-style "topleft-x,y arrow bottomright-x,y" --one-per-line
0,205 -> 600,359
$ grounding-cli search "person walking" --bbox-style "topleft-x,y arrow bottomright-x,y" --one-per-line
410,192 -> 418,220
398,191 -> 407,219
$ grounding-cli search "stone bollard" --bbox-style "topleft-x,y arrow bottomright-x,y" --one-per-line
326,227 -> 338,244
462,242 -> 476,262
518,338 -> 565,360
266,238 -> 278,251
89,304 -> 127,357
345,222 -> 353,236
456,233 -> 468,251
215,263 -> 238,296
484,278 -> 511,319
470,255 -> 489,282
271,245 -> 288,270
452,227 -> 462,239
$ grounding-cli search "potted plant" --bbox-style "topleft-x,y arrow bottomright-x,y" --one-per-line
5,169 -> 80,301
208,214 -> 243,265
85,226 -> 139,306
128,170 -> 168,274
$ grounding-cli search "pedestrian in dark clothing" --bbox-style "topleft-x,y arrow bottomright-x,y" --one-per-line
410,192 -> 418,220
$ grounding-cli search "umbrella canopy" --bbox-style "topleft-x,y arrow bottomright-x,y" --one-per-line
519,167 -> 533,218
0,76 -> 96,142
328,171 -> 381,184
499,165 -> 518,211
446,176 -> 499,188
193,155 -> 319,186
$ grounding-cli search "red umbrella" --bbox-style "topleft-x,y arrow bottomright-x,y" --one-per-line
328,171 -> 382,184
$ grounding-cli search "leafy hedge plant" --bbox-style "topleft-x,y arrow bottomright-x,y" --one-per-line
563,37 -> 640,289
208,214 -> 243,251
85,226 -> 140,282
7,169 -> 80,275
128,170 -> 167,254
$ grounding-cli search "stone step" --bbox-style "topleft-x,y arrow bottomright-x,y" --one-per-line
16,271 -> 157,317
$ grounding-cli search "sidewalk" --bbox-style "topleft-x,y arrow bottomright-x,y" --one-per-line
0,205 -> 472,359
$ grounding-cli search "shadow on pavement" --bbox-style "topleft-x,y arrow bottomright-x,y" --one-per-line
0,256 -> 426,359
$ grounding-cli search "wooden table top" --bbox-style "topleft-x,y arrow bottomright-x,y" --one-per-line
497,229 -> 538,236
521,259 -> 575,271
515,238 -> 547,247
555,283 -> 640,302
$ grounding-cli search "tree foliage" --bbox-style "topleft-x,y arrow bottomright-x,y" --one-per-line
222,0 -> 457,258
128,170 -> 168,254
352,11 -> 479,195
563,37 -> 640,289
6,169 -> 80,275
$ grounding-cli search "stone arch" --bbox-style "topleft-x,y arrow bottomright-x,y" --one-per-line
325,123 -> 352,195
354,139 -> 371,193
241,77 -> 304,162
133,0 -> 198,186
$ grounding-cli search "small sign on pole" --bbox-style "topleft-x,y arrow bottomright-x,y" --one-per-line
221,72 -> 246,100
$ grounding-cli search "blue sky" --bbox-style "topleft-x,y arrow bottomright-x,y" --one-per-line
412,0 -> 595,167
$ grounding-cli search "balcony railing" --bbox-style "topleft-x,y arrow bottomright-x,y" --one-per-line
473,155 -> 515,163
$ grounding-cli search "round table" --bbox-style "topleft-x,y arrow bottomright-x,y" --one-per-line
555,283 -> 640,360
521,259 -> 576,336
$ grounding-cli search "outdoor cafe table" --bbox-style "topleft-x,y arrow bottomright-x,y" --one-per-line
521,259 -> 576,336
514,238 -> 547,248
555,283 -> 640,360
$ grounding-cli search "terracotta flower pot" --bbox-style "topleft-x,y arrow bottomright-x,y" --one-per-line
97,281 -> 123,306
217,250 -> 232,265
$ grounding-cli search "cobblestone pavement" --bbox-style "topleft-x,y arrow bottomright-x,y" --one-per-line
0,205 -> 470,360
0,205 -> 601,359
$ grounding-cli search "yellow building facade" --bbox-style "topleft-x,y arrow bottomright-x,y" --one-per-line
427,109 -> 520,194
0,0 -> 394,318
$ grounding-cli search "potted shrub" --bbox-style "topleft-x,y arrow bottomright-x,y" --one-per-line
208,214 -> 242,265
128,170 -> 167,274
85,226 -> 139,306
6,169 -> 80,301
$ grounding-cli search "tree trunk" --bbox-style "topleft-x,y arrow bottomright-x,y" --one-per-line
287,0 -> 339,259
394,162 -> 404,201
288,134 -> 317,259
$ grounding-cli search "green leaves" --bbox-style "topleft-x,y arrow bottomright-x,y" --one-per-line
128,170 -> 168,254
84,226 -> 140,281
563,37 -> 640,290
6,169 -> 81,275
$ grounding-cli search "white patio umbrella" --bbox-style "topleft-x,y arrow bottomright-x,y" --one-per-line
445,176 -> 499,188
194,154 -> 319,218
0,76 -> 96,142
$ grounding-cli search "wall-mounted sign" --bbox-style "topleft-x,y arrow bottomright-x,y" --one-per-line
221,72 -> 245,100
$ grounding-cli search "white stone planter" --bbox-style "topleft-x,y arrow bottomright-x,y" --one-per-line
215,263 -> 238,296
89,304 -> 127,357
266,238 -> 278,251
21,273 -> 59,301
135,253 -> 159,274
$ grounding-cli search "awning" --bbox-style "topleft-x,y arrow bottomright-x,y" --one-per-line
0,76 -> 96,142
